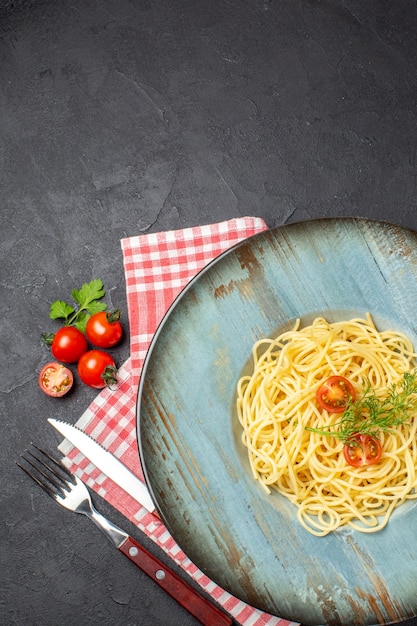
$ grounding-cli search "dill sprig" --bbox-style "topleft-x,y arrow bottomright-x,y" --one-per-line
307,369 -> 417,443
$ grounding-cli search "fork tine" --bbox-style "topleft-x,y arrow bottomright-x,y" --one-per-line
30,444 -> 75,482
16,459 -> 58,499
17,444 -> 75,499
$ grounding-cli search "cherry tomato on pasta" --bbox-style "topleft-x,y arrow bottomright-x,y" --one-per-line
85,310 -> 123,348
343,433 -> 382,467
38,362 -> 74,397
316,375 -> 355,413
51,326 -> 88,363
77,350 -> 118,389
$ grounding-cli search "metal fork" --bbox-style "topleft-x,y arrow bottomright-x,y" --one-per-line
17,444 -> 233,626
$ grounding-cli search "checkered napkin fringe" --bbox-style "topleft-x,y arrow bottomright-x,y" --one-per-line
59,216 -> 298,626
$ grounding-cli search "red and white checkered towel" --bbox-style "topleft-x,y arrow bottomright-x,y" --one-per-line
60,216 -> 298,626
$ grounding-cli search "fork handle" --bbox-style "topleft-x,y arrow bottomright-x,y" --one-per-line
119,536 -> 233,626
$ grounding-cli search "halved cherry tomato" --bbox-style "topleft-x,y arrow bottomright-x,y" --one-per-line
51,326 -> 88,363
85,310 -> 123,348
343,433 -> 382,467
38,362 -> 74,397
77,350 -> 118,389
316,375 -> 356,413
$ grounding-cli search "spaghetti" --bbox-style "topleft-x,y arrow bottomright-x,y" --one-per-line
236,314 -> 417,536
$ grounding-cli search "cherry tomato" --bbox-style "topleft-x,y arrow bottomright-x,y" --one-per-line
343,433 -> 382,467
51,326 -> 88,363
77,350 -> 118,389
38,362 -> 74,397
85,310 -> 123,348
316,375 -> 356,413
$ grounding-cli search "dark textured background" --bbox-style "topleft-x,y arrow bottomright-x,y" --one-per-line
1,1 -> 417,624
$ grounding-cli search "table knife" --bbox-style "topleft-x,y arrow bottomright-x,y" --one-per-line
48,417 -> 157,515
43,423 -> 233,626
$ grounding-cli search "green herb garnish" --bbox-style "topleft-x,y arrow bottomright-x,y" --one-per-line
49,279 -> 107,333
307,370 -> 417,443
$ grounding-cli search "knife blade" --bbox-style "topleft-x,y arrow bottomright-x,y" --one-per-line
48,418 -> 157,515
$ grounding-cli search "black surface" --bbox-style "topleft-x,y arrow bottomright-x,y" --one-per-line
2,1 -> 417,625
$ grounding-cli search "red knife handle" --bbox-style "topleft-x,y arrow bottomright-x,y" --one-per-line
119,536 -> 233,626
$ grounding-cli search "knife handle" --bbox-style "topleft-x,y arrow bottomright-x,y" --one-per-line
120,536 -> 233,626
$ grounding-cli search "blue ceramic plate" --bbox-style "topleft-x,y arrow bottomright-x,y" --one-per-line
137,218 -> 417,625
